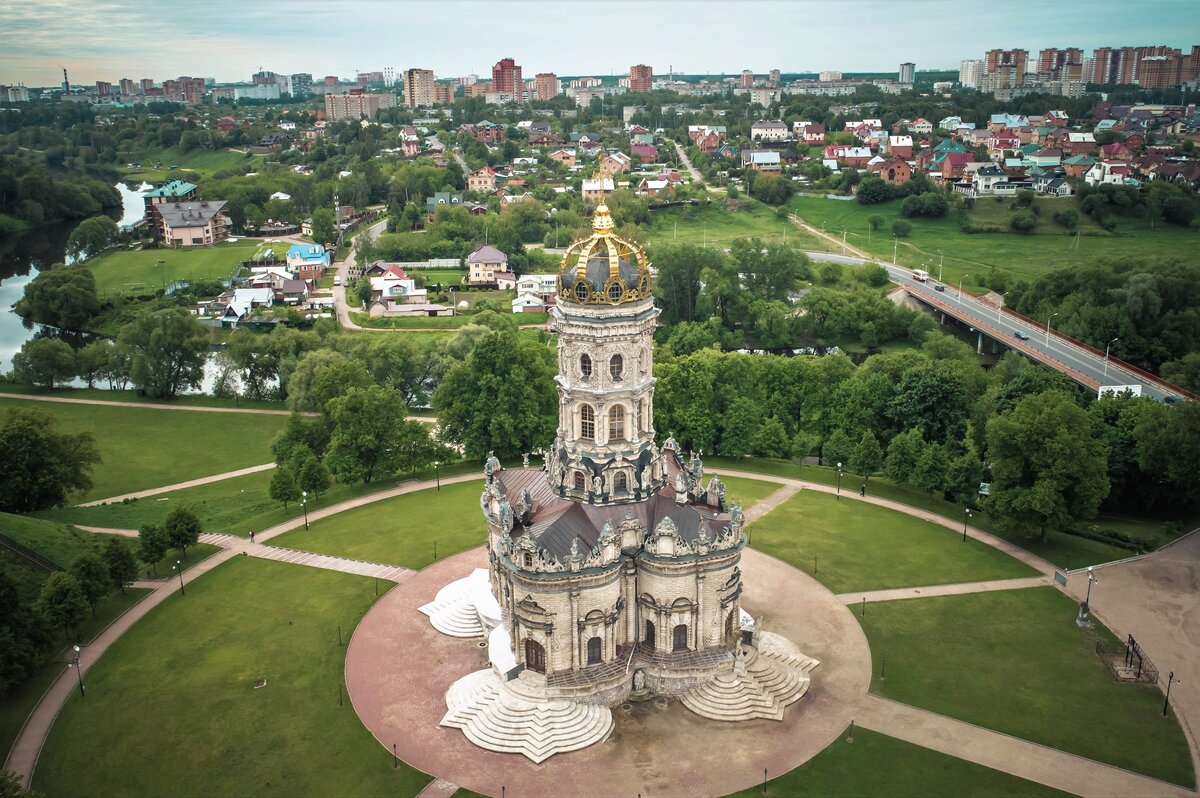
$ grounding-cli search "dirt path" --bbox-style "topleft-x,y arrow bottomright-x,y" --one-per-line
787,212 -> 876,261
76,462 -> 277,507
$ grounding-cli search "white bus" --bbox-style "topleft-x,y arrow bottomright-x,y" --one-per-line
912,269 -> 929,282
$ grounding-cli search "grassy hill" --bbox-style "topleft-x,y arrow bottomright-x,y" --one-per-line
119,147 -> 261,181
86,240 -> 287,298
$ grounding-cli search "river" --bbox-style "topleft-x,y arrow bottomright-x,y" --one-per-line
1,182 -> 149,373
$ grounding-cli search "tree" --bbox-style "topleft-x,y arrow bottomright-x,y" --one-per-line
944,442 -> 985,505
310,207 -> 336,246
269,465 -> 302,509
0,569 -> 51,694
101,536 -> 139,593
886,363 -> 970,444
75,340 -> 111,388
66,215 -> 118,261
286,350 -> 371,412
11,338 -> 77,389
69,551 -> 111,614
35,572 -> 88,639
912,442 -> 947,500
296,451 -> 332,498
868,214 -> 885,230
163,506 -> 202,557
326,385 -> 434,484
653,243 -> 724,326
849,430 -> 884,483
986,391 -> 1110,541
821,428 -> 854,469
750,416 -> 791,458
14,265 -> 100,330
855,178 -> 894,205
272,412 -> 331,465
891,219 -> 911,237
885,427 -> 924,484
0,408 -> 100,512
1134,401 -> 1200,509
137,524 -> 168,575
1009,210 -> 1037,233
118,308 -> 209,399
434,331 -> 557,459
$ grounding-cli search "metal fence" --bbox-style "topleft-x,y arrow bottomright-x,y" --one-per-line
1096,635 -> 1159,684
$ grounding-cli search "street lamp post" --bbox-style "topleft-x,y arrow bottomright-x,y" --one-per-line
938,251 -> 944,282
173,560 -> 185,595
1104,337 -> 1119,378
962,508 -> 972,542
1164,671 -> 1180,717
1045,312 -> 1059,345
301,491 -> 309,530
836,462 -> 843,498
997,293 -> 1005,323
893,236 -> 898,264
1077,566 -> 1097,627
435,461 -> 441,491
956,274 -> 969,306
69,645 -> 85,697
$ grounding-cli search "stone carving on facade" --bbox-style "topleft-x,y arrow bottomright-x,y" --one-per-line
592,474 -> 604,498
674,471 -> 688,504
705,476 -> 725,508
663,433 -> 679,452
485,451 -> 502,484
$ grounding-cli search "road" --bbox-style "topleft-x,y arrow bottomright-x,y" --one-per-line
672,140 -> 703,183
334,217 -> 389,330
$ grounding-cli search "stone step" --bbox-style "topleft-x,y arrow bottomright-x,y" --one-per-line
680,643 -> 818,723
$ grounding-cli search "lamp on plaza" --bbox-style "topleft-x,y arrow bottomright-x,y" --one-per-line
962,508 -> 972,542
173,559 -> 185,596
68,644 -> 85,697
836,462 -> 844,498
301,490 -> 309,531
435,461 -> 441,491
1076,566 -> 1097,627
1045,311 -> 1059,345
1164,671 -> 1180,717
1104,337 -> 1119,378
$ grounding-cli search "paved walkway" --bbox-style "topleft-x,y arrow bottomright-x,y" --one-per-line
3,547 -> 239,786
198,533 -> 412,582
838,575 -> 1052,605
77,462 -> 277,506
855,695 -> 1194,798
415,778 -> 460,798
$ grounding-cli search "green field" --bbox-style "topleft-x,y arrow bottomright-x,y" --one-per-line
86,241 -> 287,297
34,557 -> 432,798
790,194 -> 1200,284
645,197 -> 823,250
728,727 -> 1071,798
710,474 -> 780,510
859,588 -> 1194,786
120,147 -> 262,181
749,489 -> 1035,593
0,382 -> 289,412
351,311 -> 550,329
271,480 -> 486,568
0,398 -> 286,502
709,456 -> 1133,569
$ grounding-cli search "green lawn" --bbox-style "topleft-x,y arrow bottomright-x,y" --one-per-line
415,269 -> 466,284
859,588 -> 1194,787
86,240 -> 288,297
0,397 -> 286,502
710,474 -> 780,511
709,456 -> 1133,569
728,727 -> 1072,798
120,147 -> 261,181
350,312 -> 550,330
34,557 -> 432,798
272,480 -> 486,568
0,381 -> 288,412
0,512 -> 102,569
644,197 -> 805,250
790,194 -> 1200,284
749,489 -> 1035,593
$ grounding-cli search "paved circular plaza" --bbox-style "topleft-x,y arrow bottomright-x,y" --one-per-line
345,546 -> 873,797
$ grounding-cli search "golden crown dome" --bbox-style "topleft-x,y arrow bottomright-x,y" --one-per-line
558,202 -> 652,305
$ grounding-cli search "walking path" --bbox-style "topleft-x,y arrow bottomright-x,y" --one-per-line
838,575 -> 1052,605
77,462 -> 277,506
197,533 -> 412,582
0,391 -> 437,425
855,694 -> 1194,798
415,777 -> 460,798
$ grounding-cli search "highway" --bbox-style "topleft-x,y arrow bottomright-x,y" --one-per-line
803,251 -> 1189,403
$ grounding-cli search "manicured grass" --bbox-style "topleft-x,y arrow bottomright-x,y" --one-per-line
0,397 -> 286,502
749,489 -> 1035,593
710,474 -> 780,511
350,312 -> 550,329
790,194 -> 1200,285
272,480 -> 486,568
135,541 -> 222,582
644,197 -> 801,249
728,726 -> 1072,798
34,557 -> 433,798
0,381 -> 289,411
415,269 -> 466,284
0,512 -> 101,569
708,456 -> 1133,569
858,588 -> 1194,787
86,241 -> 287,297
119,147 -> 261,181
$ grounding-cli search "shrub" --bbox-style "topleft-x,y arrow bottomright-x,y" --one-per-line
1052,208 -> 1079,229
1009,210 -> 1037,233
891,219 -> 911,237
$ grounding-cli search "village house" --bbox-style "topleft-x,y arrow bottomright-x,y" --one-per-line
599,151 -> 633,176
792,121 -> 826,146
467,245 -> 509,287
869,156 -> 912,185
549,149 -> 577,167
741,150 -> 782,173
636,178 -> 671,197
630,142 -> 658,162
910,118 -> 933,135
1085,161 -> 1136,186
157,201 -> 230,248
824,145 -> 872,169
581,176 -> 615,203
887,135 -> 913,158
286,243 -> 330,280
467,167 -> 497,192
751,120 -> 790,142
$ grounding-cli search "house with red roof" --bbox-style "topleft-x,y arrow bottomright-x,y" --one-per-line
1100,142 -> 1133,163
630,142 -> 658,162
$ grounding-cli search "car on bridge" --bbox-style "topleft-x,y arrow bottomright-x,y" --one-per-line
1013,330 -> 1030,341
934,284 -> 945,292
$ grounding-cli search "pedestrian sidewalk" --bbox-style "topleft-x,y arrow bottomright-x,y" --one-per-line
198,532 -> 411,582
838,575 -> 1051,605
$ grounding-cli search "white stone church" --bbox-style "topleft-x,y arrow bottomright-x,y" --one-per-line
420,203 -> 818,762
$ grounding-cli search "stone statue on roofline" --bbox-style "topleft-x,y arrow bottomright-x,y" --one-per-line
485,451 -> 502,483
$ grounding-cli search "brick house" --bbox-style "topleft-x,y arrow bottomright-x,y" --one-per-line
869,156 -> 912,185
467,167 -> 497,192
467,245 -> 509,286
630,142 -> 658,162
887,135 -> 913,158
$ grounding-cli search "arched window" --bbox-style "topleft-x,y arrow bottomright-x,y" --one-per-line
673,624 -> 689,652
574,472 -> 585,491
638,399 -> 646,433
609,354 -> 624,381
608,282 -> 623,302
614,472 -> 628,493
608,405 -> 625,440
644,620 -> 656,649
579,353 -> 592,379
523,552 -> 533,568
580,404 -> 595,439
587,636 -> 602,664
524,639 -> 546,673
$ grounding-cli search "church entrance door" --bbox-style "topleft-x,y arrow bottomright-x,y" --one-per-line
644,620 -> 656,649
524,639 -> 546,673
673,624 -> 688,652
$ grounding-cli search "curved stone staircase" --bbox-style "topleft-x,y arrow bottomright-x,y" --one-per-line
441,669 -> 614,763
418,569 -> 499,639
679,636 -> 819,722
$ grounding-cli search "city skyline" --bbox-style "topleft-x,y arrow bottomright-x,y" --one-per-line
3,0 -> 1200,87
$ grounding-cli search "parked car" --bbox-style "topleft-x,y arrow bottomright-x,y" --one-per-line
1013,330 -> 1030,341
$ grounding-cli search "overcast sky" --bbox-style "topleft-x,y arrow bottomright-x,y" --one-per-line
2,0 -> 1198,87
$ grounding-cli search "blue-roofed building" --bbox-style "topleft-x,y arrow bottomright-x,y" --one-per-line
286,243 -> 331,280
988,113 -> 1028,131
